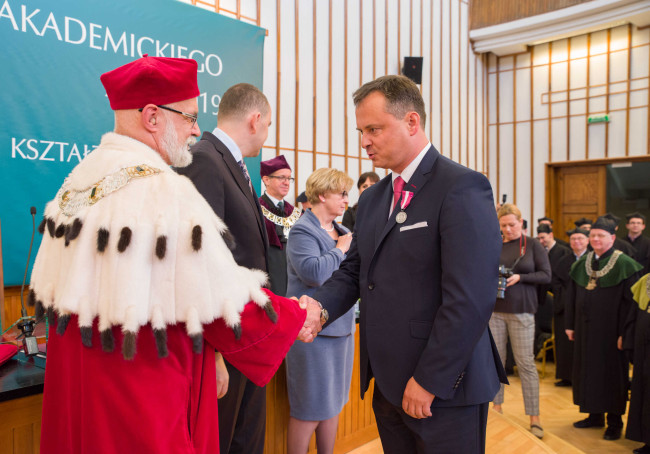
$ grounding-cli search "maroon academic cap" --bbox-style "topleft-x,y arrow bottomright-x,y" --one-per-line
260,155 -> 291,177
100,55 -> 199,110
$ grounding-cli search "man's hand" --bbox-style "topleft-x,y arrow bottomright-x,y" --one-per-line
565,329 -> 574,341
402,377 -> 434,419
215,352 -> 229,399
617,335 -> 623,351
296,295 -> 323,343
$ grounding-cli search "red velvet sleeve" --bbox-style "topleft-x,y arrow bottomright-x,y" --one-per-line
202,289 -> 306,386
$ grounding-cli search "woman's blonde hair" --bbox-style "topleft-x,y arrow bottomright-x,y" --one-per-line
497,203 -> 522,220
305,168 -> 354,205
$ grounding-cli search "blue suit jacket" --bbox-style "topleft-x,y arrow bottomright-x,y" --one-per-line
314,146 -> 506,407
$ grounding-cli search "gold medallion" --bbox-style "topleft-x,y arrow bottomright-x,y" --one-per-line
586,277 -> 597,290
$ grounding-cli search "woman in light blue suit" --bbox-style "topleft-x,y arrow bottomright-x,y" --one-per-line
286,168 -> 356,454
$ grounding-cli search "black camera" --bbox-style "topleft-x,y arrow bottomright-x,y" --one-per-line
497,265 -> 514,299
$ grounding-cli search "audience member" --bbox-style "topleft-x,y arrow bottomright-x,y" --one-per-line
602,212 -> 637,257
565,217 -> 642,441
625,272 -> 650,454
259,155 -> 301,296
296,191 -> 312,214
535,224 -> 571,357
623,212 -> 650,274
342,171 -> 379,231
537,217 -> 569,248
552,228 -> 589,387
574,218 -> 593,231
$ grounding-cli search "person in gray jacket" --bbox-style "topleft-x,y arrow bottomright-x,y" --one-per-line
285,168 -> 355,454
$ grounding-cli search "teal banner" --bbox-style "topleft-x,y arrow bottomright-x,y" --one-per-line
0,0 -> 265,285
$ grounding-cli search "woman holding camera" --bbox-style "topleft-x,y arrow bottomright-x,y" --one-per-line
491,203 -> 551,438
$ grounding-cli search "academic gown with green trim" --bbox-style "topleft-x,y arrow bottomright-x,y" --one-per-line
566,247 -> 642,415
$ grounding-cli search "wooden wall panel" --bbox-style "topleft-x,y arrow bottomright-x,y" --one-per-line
0,394 -> 43,454
488,24 -> 650,228
470,0 -> 594,30
240,0 -> 488,211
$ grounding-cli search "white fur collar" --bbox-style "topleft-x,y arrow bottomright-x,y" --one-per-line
29,133 -> 270,358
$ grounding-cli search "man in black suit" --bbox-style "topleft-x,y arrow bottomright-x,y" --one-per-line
176,83 -> 272,454
622,212 -> 650,274
303,75 -> 506,453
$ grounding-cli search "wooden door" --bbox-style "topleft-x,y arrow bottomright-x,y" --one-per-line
548,165 -> 606,242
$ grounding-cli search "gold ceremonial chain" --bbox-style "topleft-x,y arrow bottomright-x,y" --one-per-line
584,250 -> 622,290
58,164 -> 162,216
261,206 -> 301,237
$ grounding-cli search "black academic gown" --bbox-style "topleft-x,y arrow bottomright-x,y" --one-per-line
536,243 -> 571,344
554,251 -> 580,381
623,234 -> 650,275
566,248 -> 638,415
615,237 -> 637,260
556,238 -> 570,249
259,194 -> 290,297
625,306 -> 650,444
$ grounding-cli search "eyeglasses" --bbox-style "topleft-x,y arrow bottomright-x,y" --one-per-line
139,105 -> 198,126
267,176 -> 295,183
337,191 -> 349,198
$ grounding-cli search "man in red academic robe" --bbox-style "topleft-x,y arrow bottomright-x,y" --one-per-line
28,56 -> 322,454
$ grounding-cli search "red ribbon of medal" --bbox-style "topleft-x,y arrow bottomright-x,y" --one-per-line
400,191 -> 414,210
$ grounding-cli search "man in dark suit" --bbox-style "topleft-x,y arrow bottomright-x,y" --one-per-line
176,83 -> 272,454
303,75 -> 506,453
535,224 -> 571,358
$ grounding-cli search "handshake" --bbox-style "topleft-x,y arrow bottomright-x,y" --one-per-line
295,295 -> 328,343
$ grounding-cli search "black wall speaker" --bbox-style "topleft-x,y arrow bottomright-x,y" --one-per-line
402,57 -> 423,84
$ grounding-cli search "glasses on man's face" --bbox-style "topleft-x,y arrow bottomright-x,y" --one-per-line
139,105 -> 198,127
268,176 -> 295,183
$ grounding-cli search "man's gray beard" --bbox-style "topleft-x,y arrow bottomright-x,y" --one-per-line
161,121 -> 195,167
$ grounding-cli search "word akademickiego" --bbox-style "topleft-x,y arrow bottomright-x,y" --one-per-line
0,0 -> 223,77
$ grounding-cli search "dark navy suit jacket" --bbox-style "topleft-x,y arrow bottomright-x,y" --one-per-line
314,146 -> 507,408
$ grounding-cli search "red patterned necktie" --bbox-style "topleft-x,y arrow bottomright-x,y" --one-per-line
392,176 -> 405,214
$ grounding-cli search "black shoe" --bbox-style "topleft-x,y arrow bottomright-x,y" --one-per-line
633,444 -> 650,453
554,379 -> 572,387
573,416 -> 605,428
603,426 -> 622,440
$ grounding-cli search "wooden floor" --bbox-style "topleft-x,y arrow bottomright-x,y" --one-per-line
347,363 -> 644,454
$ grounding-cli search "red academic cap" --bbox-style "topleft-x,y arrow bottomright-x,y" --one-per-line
100,55 -> 200,110
260,155 -> 291,177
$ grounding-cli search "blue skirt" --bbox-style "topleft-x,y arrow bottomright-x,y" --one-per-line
285,332 -> 355,421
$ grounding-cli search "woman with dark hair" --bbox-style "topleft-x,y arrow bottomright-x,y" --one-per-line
341,171 -> 379,231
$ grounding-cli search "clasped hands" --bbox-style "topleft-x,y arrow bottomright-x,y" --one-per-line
291,295 -> 324,342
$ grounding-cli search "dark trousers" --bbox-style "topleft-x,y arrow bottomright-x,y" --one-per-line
218,360 -> 266,454
372,385 -> 489,454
